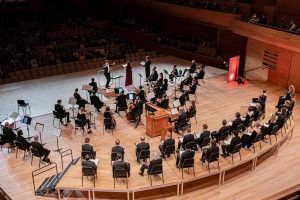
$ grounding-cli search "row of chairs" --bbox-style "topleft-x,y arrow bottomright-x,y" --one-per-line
1,50 -> 162,85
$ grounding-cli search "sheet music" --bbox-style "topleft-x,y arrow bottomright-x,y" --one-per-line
179,137 -> 183,143
82,85 -> 93,91
97,88 -> 106,95
147,92 -> 155,99
166,89 -> 173,97
126,85 -> 136,92
173,100 -> 181,108
249,102 -> 258,107
35,123 -> 44,132
227,121 -> 233,126
9,112 -> 19,120
68,97 -> 77,105
140,61 -> 145,66
224,137 -> 232,145
90,159 -> 99,166
171,108 -> 178,115
85,104 -> 95,113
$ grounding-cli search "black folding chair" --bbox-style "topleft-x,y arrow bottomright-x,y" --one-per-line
199,137 -> 211,151
202,151 -> 220,173
163,145 -> 176,159
229,143 -> 242,164
82,166 -> 96,187
103,118 -> 114,135
81,150 -> 95,159
188,109 -> 197,124
218,130 -> 229,144
113,168 -> 128,189
15,141 -> 27,159
30,148 -> 43,168
75,119 -> 85,135
252,133 -> 262,153
137,149 -> 150,164
268,125 -> 279,144
17,100 -> 31,115
111,151 -> 118,166
53,110 -> 62,127
148,164 -> 164,186
179,158 -> 195,178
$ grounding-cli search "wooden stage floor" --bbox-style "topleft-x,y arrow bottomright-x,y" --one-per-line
0,57 -> 299,200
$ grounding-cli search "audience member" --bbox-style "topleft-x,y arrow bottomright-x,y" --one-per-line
82,137 -> 96,159
139,152 -> 162,176
159,133 -> 175,158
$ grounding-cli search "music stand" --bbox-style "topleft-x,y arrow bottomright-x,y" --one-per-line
163,69 -> 169,75
85,104 -> 96,129
82,85 -> 93,100
22,115 -> 32,138
111,75 -> 124,89
97,88 -> 106,101
68,97 -> 77,119
35,123 -> 45,145
138,73 -> 143,86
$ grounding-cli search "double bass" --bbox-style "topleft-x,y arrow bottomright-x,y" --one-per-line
126,103 -> 136,121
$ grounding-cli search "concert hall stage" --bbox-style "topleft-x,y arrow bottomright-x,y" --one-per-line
0,56 -> 299,200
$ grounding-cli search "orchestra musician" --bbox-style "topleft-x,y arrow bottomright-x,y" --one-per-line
156,72 -> 164,86
88,78 -> 98,94
126,96 -> 143,122
103,60 -> 115,89
194,65 -> 205,85
115,90 -> 128,112
104,106 -> 116,129
184,78 -> 197,101
55,99 -> 71,125
180,73 -> 193,90
90,92 -> 104,112
183,60 -> 197,76
74,88 -> 88,108
77,107 -> 92,134
160,78 -> 168,94
136,86 -> 146,102
144,56 -> 151,80
156,94 -> 169,109
169,65 -> 179,83
148,67 -> 158,82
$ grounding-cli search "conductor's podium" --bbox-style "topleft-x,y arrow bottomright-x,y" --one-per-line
145,103 -> 170,138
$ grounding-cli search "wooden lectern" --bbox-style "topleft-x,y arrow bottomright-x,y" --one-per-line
145,103 -> 169,138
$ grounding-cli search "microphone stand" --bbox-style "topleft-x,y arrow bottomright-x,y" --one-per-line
172,76 -> 180,100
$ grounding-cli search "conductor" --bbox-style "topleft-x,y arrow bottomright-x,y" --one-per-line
103,60 -> 114,88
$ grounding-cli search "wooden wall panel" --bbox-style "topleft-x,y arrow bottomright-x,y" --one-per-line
245,39 -> 294,88
288,53 -> 300,91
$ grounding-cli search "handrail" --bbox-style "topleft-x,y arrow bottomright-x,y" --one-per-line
32,162 -> 58,195
59,149 -> 74,170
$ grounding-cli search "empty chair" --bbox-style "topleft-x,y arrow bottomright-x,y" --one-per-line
17,100 -> 31,115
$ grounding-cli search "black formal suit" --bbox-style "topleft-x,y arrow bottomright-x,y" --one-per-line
221,136 -> 241,156
113,160 -> 130,177
212,126 -> 230,140
103,64 -> 111,88
243,113 -> 251,127
116,94 -> 127,110
137,90 -> 146,102
158,98 -> 169,109
159,138 -> 175,157
55,104 -> 70,122
31,141 -> 50,160
201,146 -> 219,162
195,130 -> 210,147
136,142 -> 150,158
175,112 -> 188,132
74,92 -> 81,102
169,68 -> 179,81
149,70 -> 158,82
82,143 -> 96,159
145,59 -> 151,79
140,158 -> 162,175
16,135 -> 31,150
189,63 -> 197,73
2,127 -> 16,145
112,145 -> 125,156
90,95 -> 103,112
231,118 -> 242,131
89,81 -> 97,93
176,150 -> 195,167
82,160 -> 97,171
178,133 -> 194,150
77,113 -> 90,128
